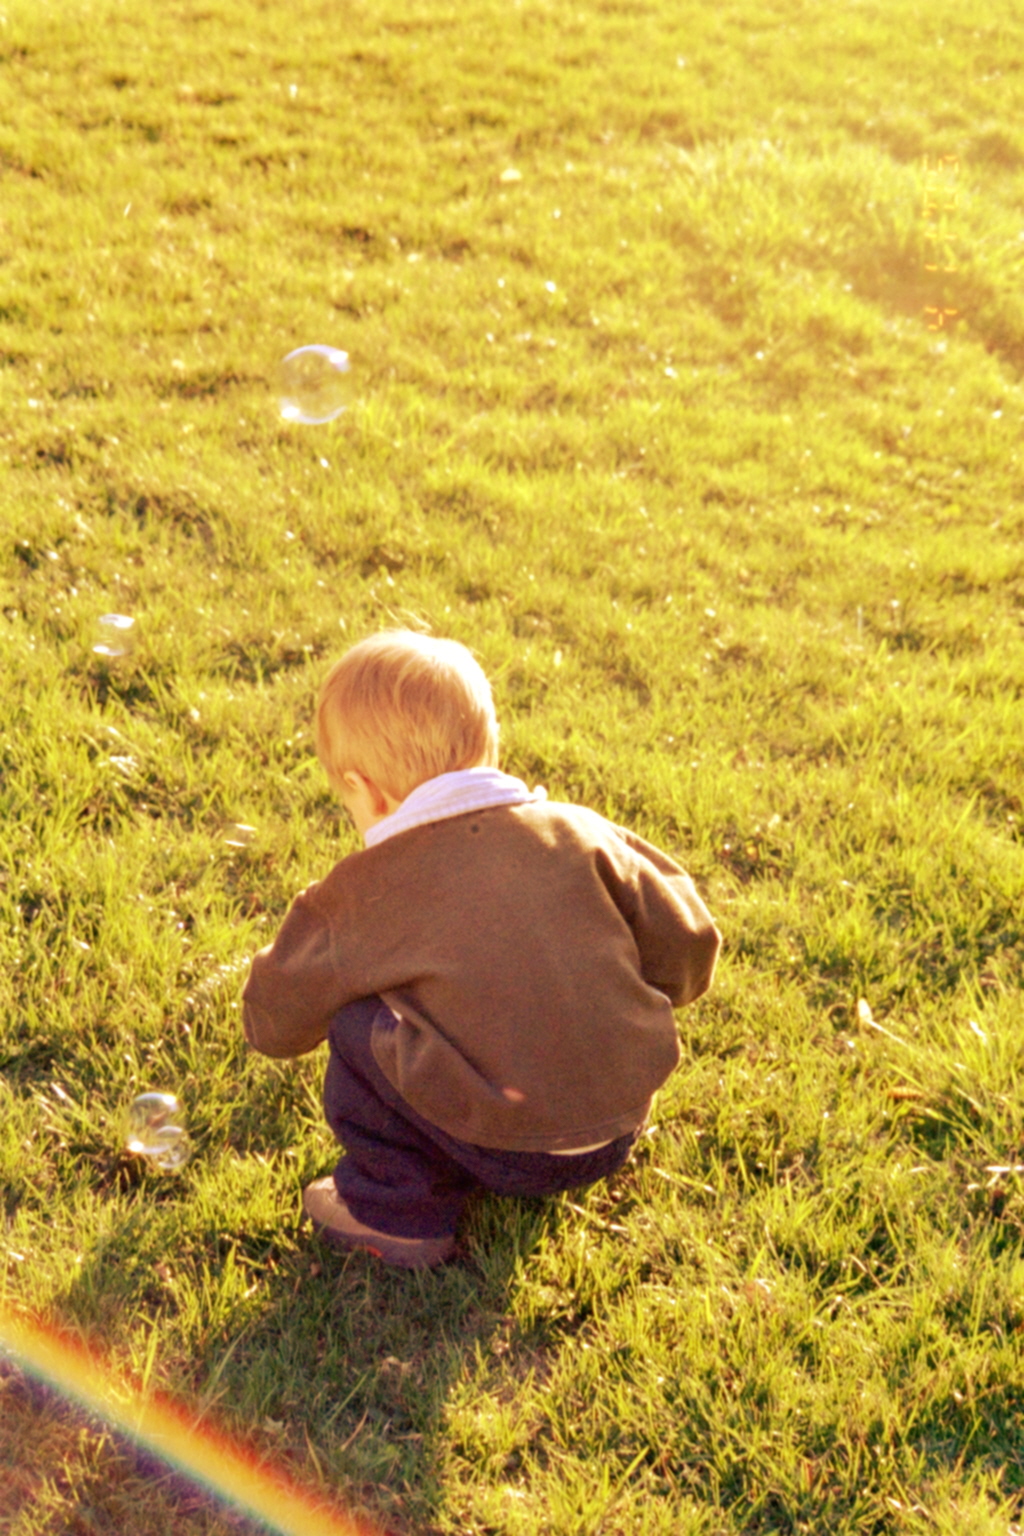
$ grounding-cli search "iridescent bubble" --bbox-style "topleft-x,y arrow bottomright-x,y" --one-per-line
126,1092 -> 192,1173
93,613 -> 136,658
277,345 -> 350,424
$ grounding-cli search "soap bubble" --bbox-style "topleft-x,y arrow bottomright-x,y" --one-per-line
277,344 -> 350,424
93,613 -> 136,658
223,822 -> 257,848
126,1092 -> 192,1173
144,1124 -> 191,1171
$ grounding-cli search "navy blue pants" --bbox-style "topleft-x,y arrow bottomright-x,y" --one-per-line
323,998 -> 639,1240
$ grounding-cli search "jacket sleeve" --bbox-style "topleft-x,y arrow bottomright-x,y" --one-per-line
242,884 -> 350,1058
608,827 -> 721,1007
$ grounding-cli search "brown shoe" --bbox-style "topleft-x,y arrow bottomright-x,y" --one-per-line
302,1177 -> 455,1269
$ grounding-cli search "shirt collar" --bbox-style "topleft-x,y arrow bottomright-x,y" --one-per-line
363,767 -> 547,848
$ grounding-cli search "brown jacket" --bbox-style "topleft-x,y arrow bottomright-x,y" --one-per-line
242,800 -> 720,1151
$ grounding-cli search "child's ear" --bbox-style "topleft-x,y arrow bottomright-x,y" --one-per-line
364,776 -> 394,817
343,771 -> 392,817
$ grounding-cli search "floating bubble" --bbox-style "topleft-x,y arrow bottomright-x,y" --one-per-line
126,1092 -> 191,1173
93,613 -> 136,658
277,345 -> 350,424
223,822 -> 257,848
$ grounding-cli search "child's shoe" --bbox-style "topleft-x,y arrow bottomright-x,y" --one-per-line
302,1177 -> 455,1269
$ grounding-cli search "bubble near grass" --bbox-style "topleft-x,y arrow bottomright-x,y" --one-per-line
145,1125 -> 191,1171
223,822 -> 257,848
92,613 -> 136,658
126,1092 -> 192,1173
278,344 -> 350,424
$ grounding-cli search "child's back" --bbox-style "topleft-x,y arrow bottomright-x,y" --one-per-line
243,630 -> 720,1267
244,791 -> 719,1150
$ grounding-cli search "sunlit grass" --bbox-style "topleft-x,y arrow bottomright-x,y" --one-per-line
1,0 -> 1023,1530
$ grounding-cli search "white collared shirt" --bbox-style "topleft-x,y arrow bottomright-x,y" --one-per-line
363,767 -> 547,849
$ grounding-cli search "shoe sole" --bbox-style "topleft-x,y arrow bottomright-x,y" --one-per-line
302,1184 -> 454,1269
312,1222 -> 454,1269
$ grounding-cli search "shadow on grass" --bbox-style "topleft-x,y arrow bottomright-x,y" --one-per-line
45,1188 -> 569,1535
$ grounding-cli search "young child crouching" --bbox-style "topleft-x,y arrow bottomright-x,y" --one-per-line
242,629 -> 721,1268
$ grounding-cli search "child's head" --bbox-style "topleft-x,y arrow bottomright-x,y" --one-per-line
316,629 -> 499,804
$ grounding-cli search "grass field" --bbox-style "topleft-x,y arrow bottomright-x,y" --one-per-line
1,0 -> 1023,1531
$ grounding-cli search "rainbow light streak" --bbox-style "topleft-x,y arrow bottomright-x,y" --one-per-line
0,1303 -> 376,1536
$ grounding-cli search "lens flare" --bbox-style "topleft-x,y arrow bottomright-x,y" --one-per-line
0,1304 -> 379,1536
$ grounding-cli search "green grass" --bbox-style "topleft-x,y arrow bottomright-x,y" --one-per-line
1,0 -> 1023,1530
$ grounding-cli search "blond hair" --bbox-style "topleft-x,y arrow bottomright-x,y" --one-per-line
316,630 -> 499,803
